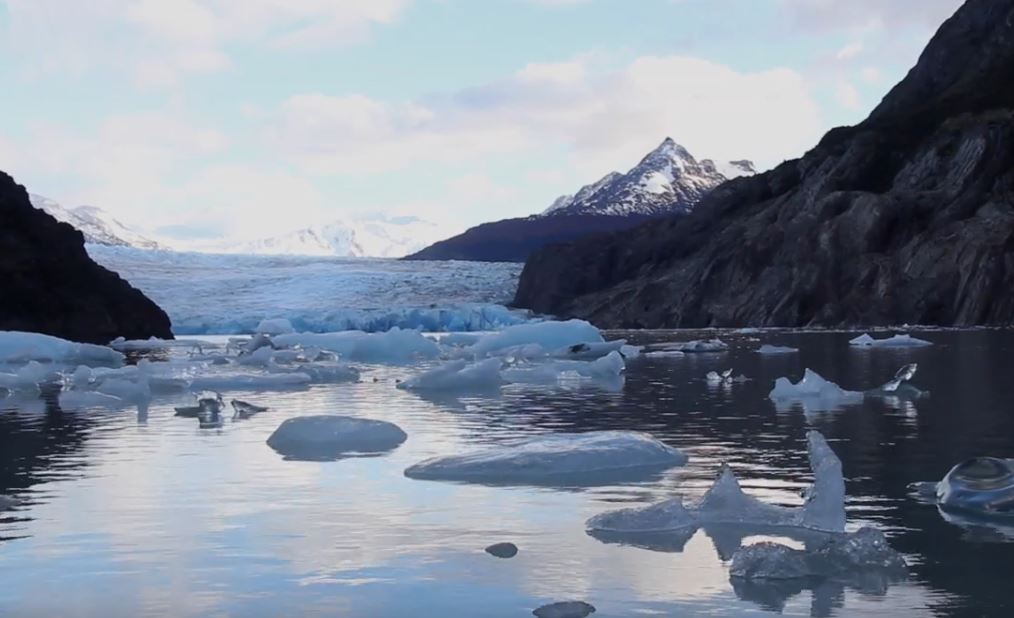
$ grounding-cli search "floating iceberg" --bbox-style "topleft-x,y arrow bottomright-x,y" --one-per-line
849,333 -> 933,348
0,331 -> 124,366
280,362 -> 360,384
500,352 -> 626,386
0,361 -> 61,394
644,350 -> 686,359
757,344 -> 798,355
665,339 -> 729,353
865,363 -> 928,401
469,320 -> 603,358
729,527 -> 906,581
189,372 -> 312,391
108,337 -> 208,351
404,431 -> 686,486
587,431 -> 845,534
255,318 -> 295,335
919,457 -> 1014,518
398,358 -> 504,392
267,415 -> 407,461
274,328 -> 440,364
768,369 -> 863,413
532,601 -> 596,618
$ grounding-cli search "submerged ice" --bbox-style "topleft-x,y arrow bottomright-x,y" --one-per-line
587,431 -> 845,534
404,431 -> 687,486
267,415 -> 407,461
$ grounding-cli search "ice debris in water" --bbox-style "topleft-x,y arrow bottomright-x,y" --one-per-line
549,340 -> 626,361
644,350 -> 686,359
469,320 -> 603,358
0,361 -> 61,394
587,431 -> 845,533
866,363 -> 927,400
273,328 -> 440,364
757,344 -> 799,355
267,415 -> 407,461
729,527 -> 906,581
0,331 -> 124,366
849,333 -> 933,348
404,431 -> 686,486
669,339 -> 729,353
255,318 -> 295,335
501,351 -> 625,385
398,358 -> 504,392
925,457 -> 1014,517
706,369 -> 747,385
768,369 -> 863,413
532,601 -> 596,618
189,372 -> 312,391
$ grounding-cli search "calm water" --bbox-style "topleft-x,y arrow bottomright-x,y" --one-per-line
2,329 -> 1014,617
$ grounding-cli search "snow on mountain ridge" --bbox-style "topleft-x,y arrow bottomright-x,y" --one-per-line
541,138 -> 755,218
29,193 -> 164,250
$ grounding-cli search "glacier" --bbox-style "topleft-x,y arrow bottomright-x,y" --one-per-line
404,431 -> 687,486
86,245 -> 527,335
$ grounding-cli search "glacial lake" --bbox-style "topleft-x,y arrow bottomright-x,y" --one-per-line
2,329 -> 1014,617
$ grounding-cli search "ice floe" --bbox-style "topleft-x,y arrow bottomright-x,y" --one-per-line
757,344 -> 799,355
587,431 -> 845,534
398,358 -> 504,392
849,333 -> 933,348
549,340 -> 626,361
190,372 -> 312,391
768,369 -> 863,413
274,328 -> 440,364
469,320 -> 603,358
0,331 -> 124,366
267,415 -> 407,461
665,339 -> 729,353
404,431 -> 686,486
643,350 -> 686,359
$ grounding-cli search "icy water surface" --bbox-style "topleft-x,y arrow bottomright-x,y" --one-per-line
2,329 -> 1014,617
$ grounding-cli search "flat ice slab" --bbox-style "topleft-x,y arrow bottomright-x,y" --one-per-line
398,358 -> 503,392
274,328 -> 440,364
469,320 -> 603,358
0,331 -> 124,366
768,368 -> 863,413
849,333 -> 933,348
190,373 -> 312,391
587,431 -> 845,533
404,431 -> 687,486
267,415 -> 407,461
757,344 -> 799,355
666,339 -> 729,353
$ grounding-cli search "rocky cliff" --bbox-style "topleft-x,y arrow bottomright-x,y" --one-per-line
0,171 -> 173,343
515,0 -> 1014,328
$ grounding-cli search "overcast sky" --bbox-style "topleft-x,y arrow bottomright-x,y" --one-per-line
0,0 -> 962,247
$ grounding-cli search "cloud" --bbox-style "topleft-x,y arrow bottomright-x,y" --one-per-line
2,0 -> 412,87
834,42 -> 864,61
268,53 -> 822,179
780,0 -> 963,31
834,81 -> 861,110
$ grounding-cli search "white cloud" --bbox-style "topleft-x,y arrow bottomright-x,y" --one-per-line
859,66 -> 883,84
780,0 -> 963,31
268,54 -> 822,179
2,0 -> 412,88
835,42 -> 864,61
834,81 -> 861,110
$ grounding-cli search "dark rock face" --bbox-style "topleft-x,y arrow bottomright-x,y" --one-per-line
0,171 -> 173,343
515,0 -> 1014,328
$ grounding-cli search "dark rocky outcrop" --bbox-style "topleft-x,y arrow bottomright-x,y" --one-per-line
515,0 -> 1014,328
0,171 -> 172,343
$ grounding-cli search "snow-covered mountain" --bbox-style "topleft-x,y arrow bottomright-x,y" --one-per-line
227,215 -> 447,258
542,138 -> 756,218
408,138 -> 755,262
29,194 -> 164,250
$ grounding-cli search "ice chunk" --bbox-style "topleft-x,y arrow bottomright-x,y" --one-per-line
768,369 -> 863,413
0,331 -> 124,366
501,352 -> 625,385
730,528 -> 905,581
398,358 -> 504,392
757,344 -> 799,355
256,318 -> 295,335
666,339 -> 729,353
189,372 -> 312,391
0,361 -> 61,393
587,431 -> 845,534
439,333 -> 483,348
550,340 -> 626,361
281,362 -> 360,384
470,320 -> 603,358
931,457 -> 1014,517
96,377 -> 151,404
404,431 -> 687,486
274,328 -> 440,364
108,337 -> 211,351
644,350 -> 686,359
619,344 -> 641,359
849,333 -> 933,348
532,601 -> 596,618
267,415 -> 407,461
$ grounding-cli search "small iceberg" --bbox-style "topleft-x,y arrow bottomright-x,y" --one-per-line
532,601 -> 596,618
643,350 -> 686,359
587,431 -> 845,534
757,344 -> 798,355
267,415 -> 407,461
189,372 -> 311,391
849,333 -> 933,348
729,527 -> 906,581
768,369 -> 863,413
502,351 -> 626,385
667,339 -> 729,353
865,363 -> 928,400
404,431 -> 687,486
0,331 -> 124,366
916,457 -> 1014,518
469,320 -> 603,358
398,358 -> 504,392
706,369 -> 748,386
